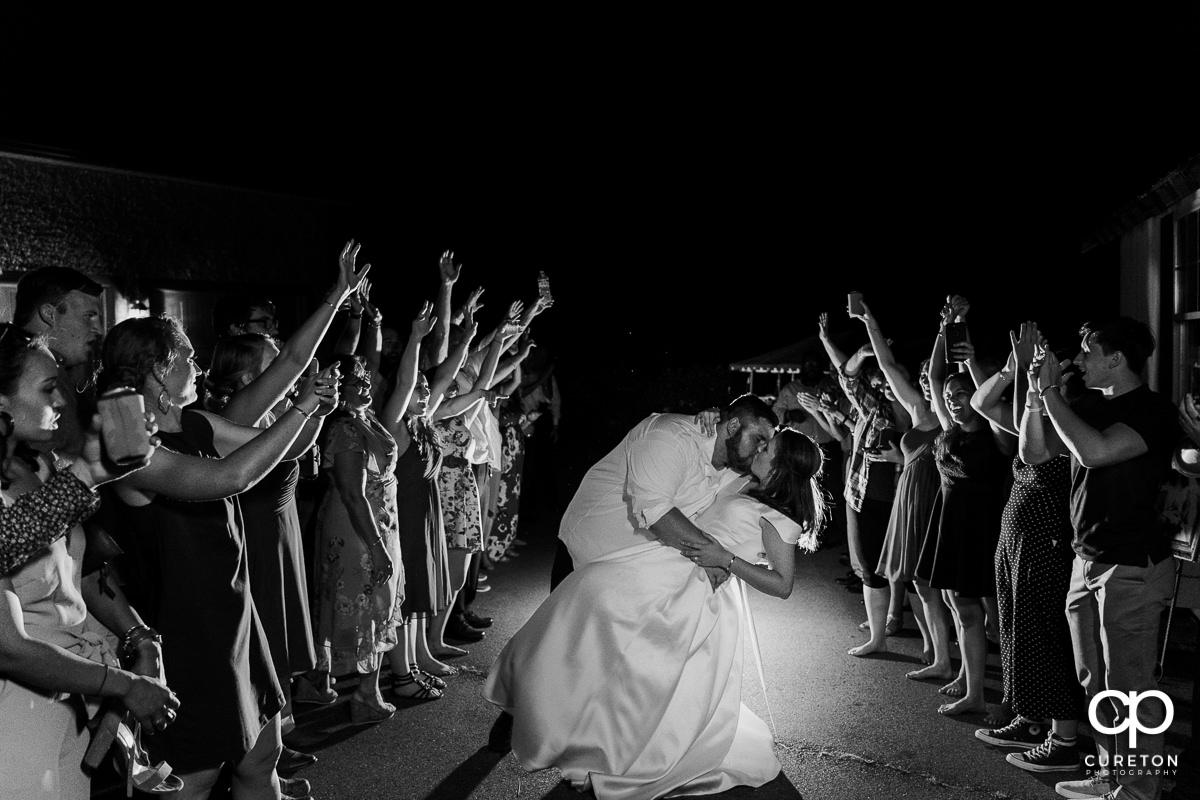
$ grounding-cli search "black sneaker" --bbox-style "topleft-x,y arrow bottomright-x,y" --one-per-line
1006,735 -> 1081,773
974,717 -> 1046,749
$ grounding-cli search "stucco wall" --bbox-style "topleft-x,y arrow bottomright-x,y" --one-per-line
0,152 -> 340,298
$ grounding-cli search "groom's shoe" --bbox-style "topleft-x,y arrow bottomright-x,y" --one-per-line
446,614 -> 485,643
487,711 -> 514,753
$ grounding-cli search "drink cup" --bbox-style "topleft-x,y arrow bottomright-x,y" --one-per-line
97,388 -> 151,466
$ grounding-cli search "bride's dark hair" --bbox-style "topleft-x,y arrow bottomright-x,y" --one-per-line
748,428 -> 827,550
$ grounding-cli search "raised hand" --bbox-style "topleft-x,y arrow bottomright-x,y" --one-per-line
80,411 -> 160,486
1033,348 -> 1064,396
506,300 -> 525,322
947,294 -> 970,320
1008,321 -> 1043,372
439,250 -> 461,283
693,407 -> 721,437
849,297 -> 872,323
297,362 -> 341,417
949,341 -> 975,364
412,301 -> 436,339
337,239 -> 371,298
818,311 -> 830,339
466,286 -> 485,317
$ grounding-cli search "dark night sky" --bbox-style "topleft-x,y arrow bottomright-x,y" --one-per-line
5,11 -> 1200,461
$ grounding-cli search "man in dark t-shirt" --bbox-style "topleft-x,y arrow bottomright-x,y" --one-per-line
1024,317 -> 1179,800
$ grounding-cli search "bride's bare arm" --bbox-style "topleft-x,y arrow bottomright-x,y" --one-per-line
681,519 -> 797,599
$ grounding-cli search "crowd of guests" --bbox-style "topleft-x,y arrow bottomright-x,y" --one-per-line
0,244 -> 557,800
775,292 -> 1188,800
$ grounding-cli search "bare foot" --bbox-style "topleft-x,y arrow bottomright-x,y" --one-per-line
848,640 -> 887,657
939,677 -> 965,697
984,703 -> 1014,728
938,696 -> 986,716
906,664 -> 954,682
430,644 -> 468,659
415,657 -> 459,677
921,649 -> 934,666
352,690 -> 396,715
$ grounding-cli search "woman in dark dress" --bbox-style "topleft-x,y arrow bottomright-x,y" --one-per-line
916,303 -> 1011,717
104,315 -> 338,800
969,323 -> 1085,771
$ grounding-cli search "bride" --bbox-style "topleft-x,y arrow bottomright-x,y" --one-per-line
482,427 -> 825,800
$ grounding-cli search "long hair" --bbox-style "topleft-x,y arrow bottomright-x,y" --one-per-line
99,315 -> 188,393
204,333 -> 275,412
0,324 -> 54,487
748,428 -> 828,552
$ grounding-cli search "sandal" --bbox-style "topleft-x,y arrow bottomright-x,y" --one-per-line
409,664 -> 446,690
391,672 -> 443,705
86,707 -> 184,795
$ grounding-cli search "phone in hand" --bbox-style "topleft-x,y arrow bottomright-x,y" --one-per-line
944,321 -> 968,363
847,291 -> 864,316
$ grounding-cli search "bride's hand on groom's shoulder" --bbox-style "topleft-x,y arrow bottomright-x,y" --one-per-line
693,408 -> 721,436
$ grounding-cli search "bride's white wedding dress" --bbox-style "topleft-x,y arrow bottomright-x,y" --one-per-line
482,486 -> 801,800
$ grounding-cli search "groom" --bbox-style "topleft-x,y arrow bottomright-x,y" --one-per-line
490,394 -> 778,751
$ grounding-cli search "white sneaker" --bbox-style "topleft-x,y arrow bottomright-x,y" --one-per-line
1054,774 -> 1113,798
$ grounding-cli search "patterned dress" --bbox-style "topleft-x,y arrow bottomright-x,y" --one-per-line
995,455 -> 1083,720
486,400 -> 527,561
435,413 -> 483,551
313,411 -> 403,675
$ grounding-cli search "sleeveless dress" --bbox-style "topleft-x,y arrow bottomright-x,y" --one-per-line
483,483 -> 801,800
114,412 -> 283,773
877,425 -> 941,582
435,413 -> 483,551
0,461 -> 115,800
313,412 -> 403,675
396,415 -> 451,615
915,427 -> 1008,597
241,455 -> 317,705
995,455 -> 1083,720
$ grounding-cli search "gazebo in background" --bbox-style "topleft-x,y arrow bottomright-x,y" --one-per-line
729,335 -> 831,399
730,331 -> 931,400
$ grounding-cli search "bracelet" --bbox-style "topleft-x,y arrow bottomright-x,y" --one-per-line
725,554 -> 736,573
322,298 -> 338,310
998,371 -> 1014,382
121,625 -> 162,663
97,663 -> 110,695
292,405 -> 317,420
367,320 -> 382,328
1039,385 -> 1060,398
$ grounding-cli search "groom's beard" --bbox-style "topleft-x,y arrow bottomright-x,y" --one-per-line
724,429 -> 757,475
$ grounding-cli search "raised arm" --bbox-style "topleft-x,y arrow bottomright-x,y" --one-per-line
380,302 -> 435,440
222,240 -> 369,426
851,299 -> 927,418
928,302 -> 955,431
1033,354 -> 1143,468
817,311 -> 851,372
330,289 -> 364,357
425,250 -> 460,367
116,378 -> 335,502
427,307 -> 479,419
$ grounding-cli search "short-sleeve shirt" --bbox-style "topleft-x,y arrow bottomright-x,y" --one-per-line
838,365 -> 907,510
559,413 -> 741,567
1069,385 -> 1180,565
